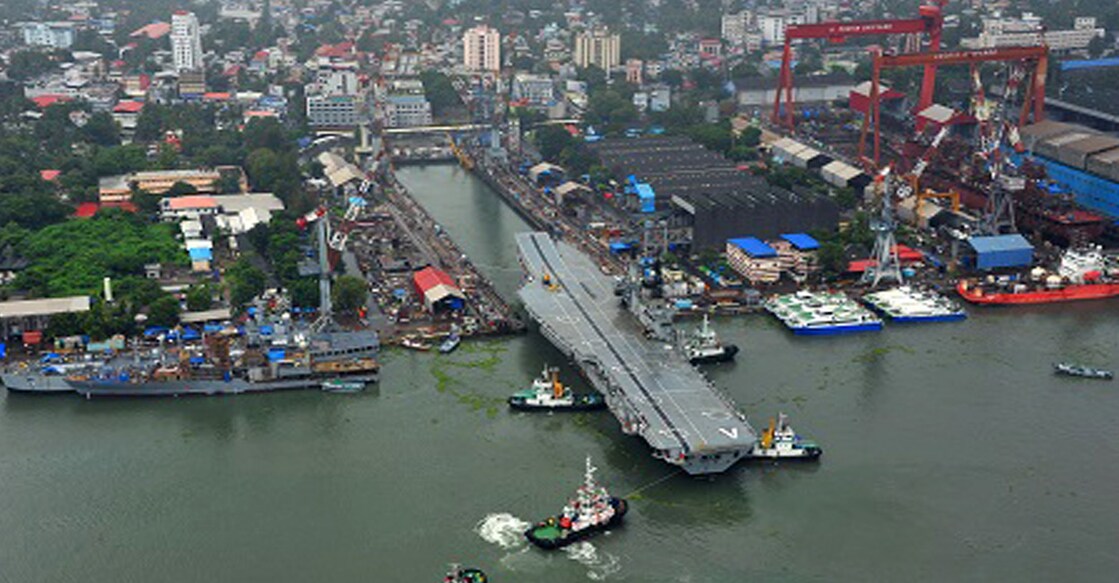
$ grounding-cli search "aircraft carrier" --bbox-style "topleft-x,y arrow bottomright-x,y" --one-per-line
517,232 -> 757,475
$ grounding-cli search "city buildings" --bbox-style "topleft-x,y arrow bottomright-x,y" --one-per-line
307,95 -> 361,128
18,22 -> 75,49
171,11 -> 203,72
573,27 -> 621,70
721,12 -> 752,46
962,14 -> 1105,52
463,25 -> 501,72
511,73 -> 555,106
382,79 -> 433,128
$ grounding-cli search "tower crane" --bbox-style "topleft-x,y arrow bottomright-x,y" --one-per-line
773,0 -> 948,130
296,192 -> 369,331
864,166 -> 904,287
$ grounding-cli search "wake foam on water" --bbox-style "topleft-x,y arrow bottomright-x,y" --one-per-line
475,513 -> 531,550
564,541 -> 621,580
476,513 -> 622,580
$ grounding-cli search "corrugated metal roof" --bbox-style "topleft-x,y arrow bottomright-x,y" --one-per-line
727,237 -> 777,258
0,296 -> 91,318
779,233 -> 819,250
967,234 -> 1033,253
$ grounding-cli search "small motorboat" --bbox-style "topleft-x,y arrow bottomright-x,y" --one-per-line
1053,362 -> 1113,380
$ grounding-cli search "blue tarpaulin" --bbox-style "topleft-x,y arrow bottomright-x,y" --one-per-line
188,247 -> 213,261
728,237 -> 778,258
267,348 -> 285,362
40,353 -> 62,363
203,324 -> 223,333
780,233 -> 820,251
180,327 -> 201,341
634,183 -> 656,213
609,242 -> 633,253
144,326 -> 169,337
259,325 -> 274,336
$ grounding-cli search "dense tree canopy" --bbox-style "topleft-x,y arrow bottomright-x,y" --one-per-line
14,210 -> 185,297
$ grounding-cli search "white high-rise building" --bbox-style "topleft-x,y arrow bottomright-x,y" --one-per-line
463,25 -> 501,72
171,11 -> 203,72
721,12 -> 751,45
573,27 -> 621,70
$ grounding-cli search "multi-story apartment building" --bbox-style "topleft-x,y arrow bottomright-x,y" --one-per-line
171,11 -> 203,71
463,25 -> 501,72
573,27 -> 621,70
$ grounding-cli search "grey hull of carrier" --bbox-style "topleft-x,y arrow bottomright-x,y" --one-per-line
516,232 -> 757,475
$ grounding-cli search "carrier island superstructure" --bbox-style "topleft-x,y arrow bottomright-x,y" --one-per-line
517,232 -> 757,475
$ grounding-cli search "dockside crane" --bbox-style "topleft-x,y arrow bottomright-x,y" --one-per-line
864,166 -> 905,287
296,192 -> 369,331
773,0 -> 948,130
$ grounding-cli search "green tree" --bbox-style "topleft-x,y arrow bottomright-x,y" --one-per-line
6,51 -> 57,80
185,283 -> 213,311
82,112 -> 121,146
816,241 -> 847,277
166,181 -> 197,197
226,257 -> 265,307
331,274 -> 366,314
146,294 -> 181,328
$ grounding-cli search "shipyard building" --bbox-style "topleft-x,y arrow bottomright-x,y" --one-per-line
591,137 -> 839,250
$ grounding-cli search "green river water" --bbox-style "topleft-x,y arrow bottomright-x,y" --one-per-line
1,163 -> 1117,582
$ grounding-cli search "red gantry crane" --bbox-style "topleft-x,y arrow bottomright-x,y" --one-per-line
772,0 -> 948,130
858,45 -> 1049,168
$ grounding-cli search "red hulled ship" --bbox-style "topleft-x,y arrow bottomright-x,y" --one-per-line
958,247 -> 1119,305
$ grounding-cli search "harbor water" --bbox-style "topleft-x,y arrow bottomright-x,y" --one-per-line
2,163 -> 1118,582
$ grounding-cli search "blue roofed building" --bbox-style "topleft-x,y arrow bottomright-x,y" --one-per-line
967,234 -> 1034,270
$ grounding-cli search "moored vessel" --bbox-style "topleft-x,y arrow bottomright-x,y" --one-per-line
401,336 -> 433,351
1053,362 -> 1113,380
863,286 -> 966,323
508,366 -> 606,411
438,330 -> 461,354
748,413 -> 822,460
765,291 -> 883,335
683,315 -> 738,364
958,247 -> 1119,305
524,456 -> 626,550
321,379 -> 367,393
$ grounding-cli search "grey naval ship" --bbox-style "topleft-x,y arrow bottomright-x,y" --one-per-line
2,321 -> 379,398
517,232 -> 757,475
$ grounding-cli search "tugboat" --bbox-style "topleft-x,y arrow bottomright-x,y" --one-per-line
683,315 -> 739,364
1053,362 -> 1114,380
442,564 -> 487,583
524,456 -> 627,550
508,366 -> 606,411
748,413 -> 822,460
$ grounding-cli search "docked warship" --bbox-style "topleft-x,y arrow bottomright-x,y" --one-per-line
3,209 -> 379,397
517,232 -> 757,475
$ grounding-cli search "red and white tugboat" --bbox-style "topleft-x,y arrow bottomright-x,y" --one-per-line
524,456 -> 627,550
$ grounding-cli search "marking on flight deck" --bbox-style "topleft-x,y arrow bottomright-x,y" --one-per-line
718,427 -> 739,439
702,411 -> 733,421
